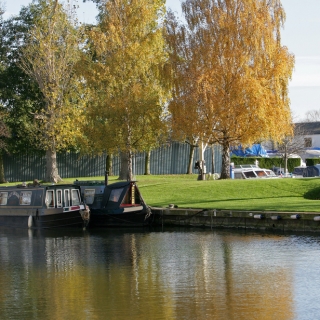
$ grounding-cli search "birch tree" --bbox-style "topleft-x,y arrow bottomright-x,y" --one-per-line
81,0 -> 170,180
166,0 -> 294,179
19,0 -> 85,183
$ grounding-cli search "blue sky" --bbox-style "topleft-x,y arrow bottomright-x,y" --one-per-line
3,0 -> 320,122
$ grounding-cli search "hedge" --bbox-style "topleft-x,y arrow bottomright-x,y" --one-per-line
306,158 -> 320,166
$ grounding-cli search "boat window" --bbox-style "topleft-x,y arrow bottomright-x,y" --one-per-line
256,170 -> 267,177
243,171 -> 257,178
64,190 -> 70,207
7,192 -> 19,206
19,191 -> 32,205
46,190 -> 55,208
56,190 -> 62,208
84,189 -> 95,205
0,192 -> 8,205
109,188 -> 123,203
34,190 -> 43,206
265,170 -> 276,177
122,189 -> 131,205
71,189 -> 81,205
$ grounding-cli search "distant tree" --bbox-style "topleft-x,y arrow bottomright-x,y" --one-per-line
81,0 -> 170,181
166,0 -> 295,179
19,0 -> 86,183
303,110 -> 320,122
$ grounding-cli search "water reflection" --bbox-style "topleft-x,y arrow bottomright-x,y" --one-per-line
0,227 -> 319,319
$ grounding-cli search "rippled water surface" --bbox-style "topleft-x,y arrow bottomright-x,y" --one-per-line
0,227 -> 320,320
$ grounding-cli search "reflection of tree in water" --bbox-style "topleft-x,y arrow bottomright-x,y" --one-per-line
221,235 -> 294,320
0,231 -> 296,319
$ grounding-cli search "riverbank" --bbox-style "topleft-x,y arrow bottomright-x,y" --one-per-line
151,207 -> 320,233
139,175 -> 320,232
136,175 -> 320,212
6,174 -> 320,212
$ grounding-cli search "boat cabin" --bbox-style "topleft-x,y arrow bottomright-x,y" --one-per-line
75,180 -> 146,214
0,184 -> 83,209
233,165 -> 277,179
0,184 -> 87,229
74,180 -> 151,227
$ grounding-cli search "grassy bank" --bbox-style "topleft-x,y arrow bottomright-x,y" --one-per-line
135,175 -> 320,212
4,175 -> 320,212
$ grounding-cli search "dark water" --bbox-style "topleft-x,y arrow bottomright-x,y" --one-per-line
0,227 -> 320,320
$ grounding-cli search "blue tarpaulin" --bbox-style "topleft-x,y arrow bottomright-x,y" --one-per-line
303,164 -> 320,177
230,144 -> 268,157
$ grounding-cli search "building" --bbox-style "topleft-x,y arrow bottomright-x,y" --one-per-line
294,122 -> 320,162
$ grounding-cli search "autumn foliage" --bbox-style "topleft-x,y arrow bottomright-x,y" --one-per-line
166,0 -> 295,178
80,0 -> 170,180
0,0 -> 295,181
19,0 -> 85,182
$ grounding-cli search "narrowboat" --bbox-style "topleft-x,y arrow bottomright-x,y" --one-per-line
0,182 -> 90,229
74,180 -> 152,227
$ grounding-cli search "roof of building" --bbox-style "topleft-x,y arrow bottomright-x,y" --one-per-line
295,122 -> 320,135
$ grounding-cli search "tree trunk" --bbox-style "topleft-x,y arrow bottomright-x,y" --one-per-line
127,150 -> 133,181
284,144 -> 288,175
45,148 -> 62,183
144,150 -> 151,175
0,153 -> 6,183
106,153 -> 113,176
187,144 -> 195,174
197,141 -> 207,180
211,143 -> 215,174
284,154 -> 288,176
220,141 -> 231,179
118,151 -> 133,181
119,151 -> 128,180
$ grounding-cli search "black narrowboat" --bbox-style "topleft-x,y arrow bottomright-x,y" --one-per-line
74,180 -> 152,227
0,182 -> 90,229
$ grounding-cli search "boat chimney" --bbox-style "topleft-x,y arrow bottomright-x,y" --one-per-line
105,170 -> 109,186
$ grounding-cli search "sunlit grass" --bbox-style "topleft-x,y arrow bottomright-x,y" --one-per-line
135,175 -> 320,212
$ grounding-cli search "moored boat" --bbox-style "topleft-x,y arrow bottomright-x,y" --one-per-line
233,164 -> 278,179
74,180 -> 152,227
0,182 -> 90,229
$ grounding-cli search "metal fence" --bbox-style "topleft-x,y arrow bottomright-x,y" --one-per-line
3,142 -> 222,182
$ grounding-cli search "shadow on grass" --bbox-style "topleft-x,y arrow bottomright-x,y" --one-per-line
172,195 -> 300,205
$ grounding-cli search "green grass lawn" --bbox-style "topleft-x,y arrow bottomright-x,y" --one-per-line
4,175 -> 320,212
135,175 -> 320,212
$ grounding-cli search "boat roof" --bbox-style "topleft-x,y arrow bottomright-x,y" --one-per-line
74,180 -> 137,189
234,164 -> 260,169
0,183 -> 81,190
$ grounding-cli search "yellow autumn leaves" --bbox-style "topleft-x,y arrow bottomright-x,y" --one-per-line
19,0 -> 294,180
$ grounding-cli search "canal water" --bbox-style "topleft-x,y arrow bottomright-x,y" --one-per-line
0,227 -> 319,320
